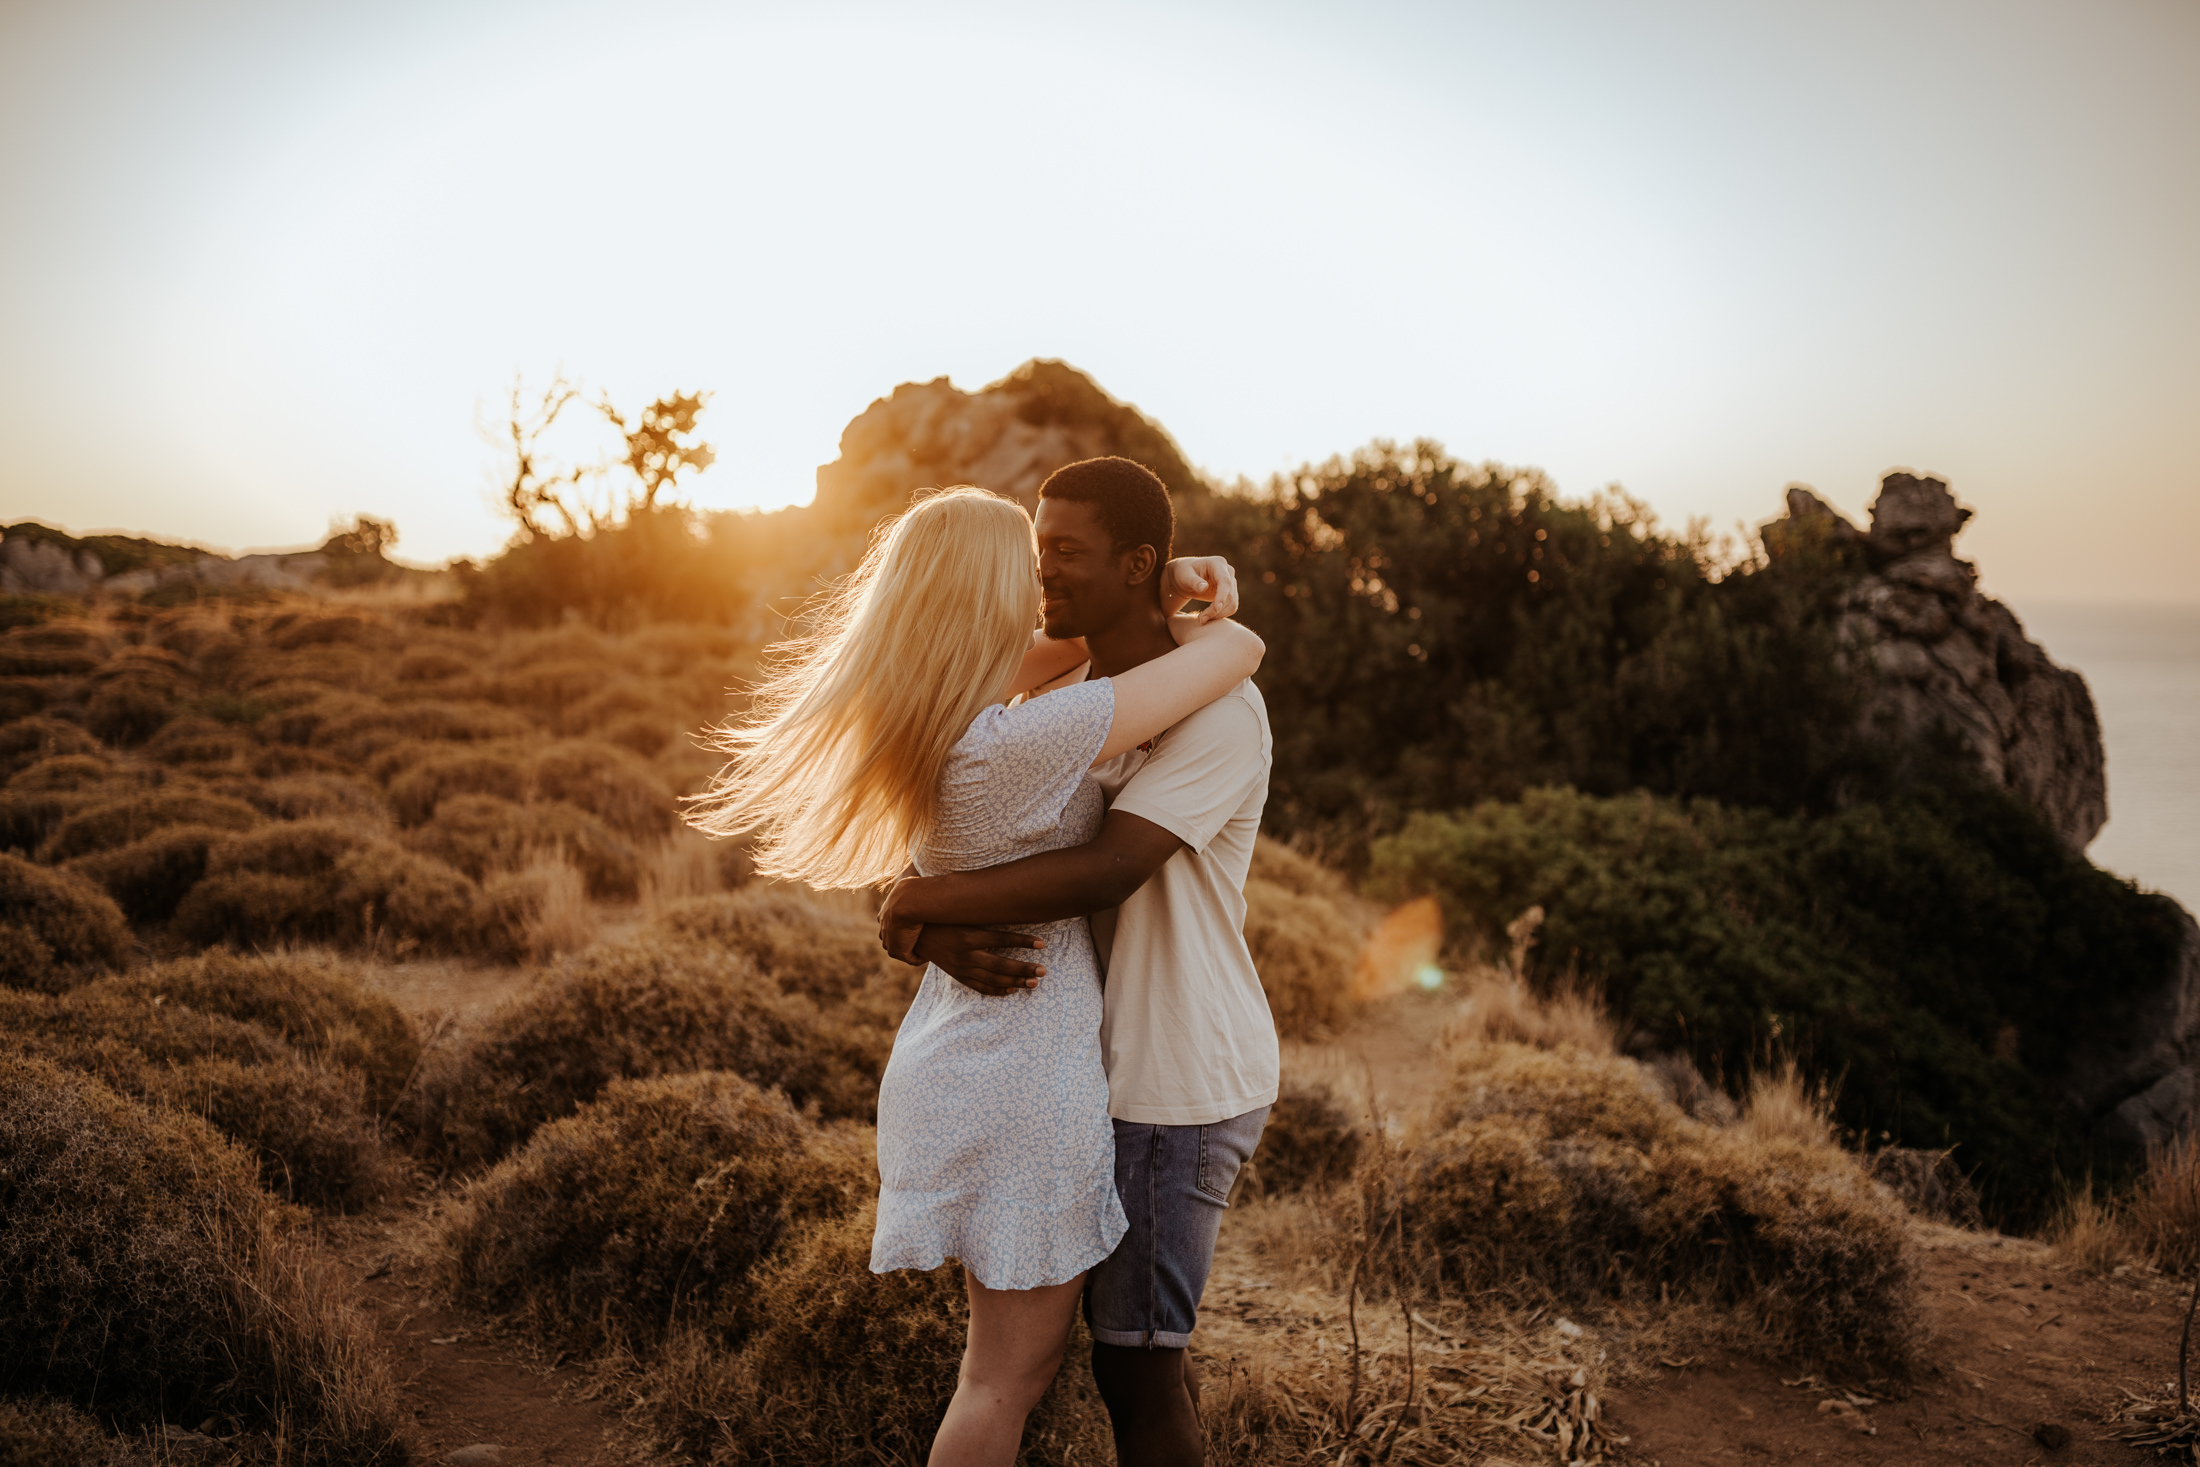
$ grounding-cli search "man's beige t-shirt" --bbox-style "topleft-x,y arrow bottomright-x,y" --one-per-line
1087,678 -> 1279,1126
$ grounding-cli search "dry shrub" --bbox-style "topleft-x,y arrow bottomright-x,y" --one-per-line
263,691 -> 384,747
642,827 -> 733,907
1249,834 -> 1356,901
0,717 -> 101,780
141,714 -> 252,767
5,752 -> 113,791
1245,1080 -> 1363,1197
1392,1042 -> 1918,1368
173,820 -> 489,957
309,699 -> 530,761
482,659 -> 614,717
439,1071 -> 872,1350
382,742 -> 528,823
0,1052 -> 407,1457
36,788 -> 262,862
2045,1181 -> 2131,1274
529,739 -> 675,840
1242,864 -> 1366,1040
83,680 -> 175,746
65,822 -> 225,923
97,949 -> 421,1112
404,937 -> 887,1167
2112,1131 -> 2200,1274
637,1199 -> 1102,1467
651,885 -> 900,1004
237,772 -> 387,823
0,675 -> 54,721
0,852 -> 129,991
0,1396 -> 158,1466
394,646 -> 473,683
483,852 -> 602,961
406,793 -> 640,900
1442,965 -> 1613,1054
263,609 -> 388,653
0,986 -> 406,1211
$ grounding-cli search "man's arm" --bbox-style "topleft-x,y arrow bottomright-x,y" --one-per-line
883,809 -> 1186,995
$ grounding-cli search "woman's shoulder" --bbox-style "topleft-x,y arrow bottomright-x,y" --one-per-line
957,677 -> 1114,754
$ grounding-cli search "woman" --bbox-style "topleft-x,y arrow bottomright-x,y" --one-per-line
686,485 -> 1260,1465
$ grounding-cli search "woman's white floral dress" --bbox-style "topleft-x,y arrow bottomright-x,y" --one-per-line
870,677 -> 1127,1290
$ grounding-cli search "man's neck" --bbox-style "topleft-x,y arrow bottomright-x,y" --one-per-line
1084,601 -> 1177,681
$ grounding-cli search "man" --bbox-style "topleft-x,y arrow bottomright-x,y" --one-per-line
879,455 -> 1277,1467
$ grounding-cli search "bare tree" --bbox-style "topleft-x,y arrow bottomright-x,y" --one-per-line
495,372 -> 594,541
600,390 -> 716,513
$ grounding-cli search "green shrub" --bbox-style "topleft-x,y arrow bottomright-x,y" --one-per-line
98,950 -> 420,1113
1387,1042 -> 1916,1369
65,823 -> 224,923
0,853 -> 128,991
172,821 -> 488,957
651,887 -> 899,1003
0,717 -> 101,781
439,1071 -> 871,1350
0,1052 -> 407,1453
36,788 -> 262,862
404,937 -> 887,1167
1,986 -> 405,1210
0,1396 -> 158,1467
405,793 -> 640,901
1366,783 -> 2189,1223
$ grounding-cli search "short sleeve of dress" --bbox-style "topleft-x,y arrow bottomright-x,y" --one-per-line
922,677 -> 1115,872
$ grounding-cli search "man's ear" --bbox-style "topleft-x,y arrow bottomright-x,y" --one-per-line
1121,544 -> 1159,588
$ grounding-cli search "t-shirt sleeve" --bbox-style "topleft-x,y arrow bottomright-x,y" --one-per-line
1107,693 -> 1266,854
926,677 -> 1116,862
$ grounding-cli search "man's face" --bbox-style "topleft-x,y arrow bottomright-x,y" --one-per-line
1035,497 -> 1149,640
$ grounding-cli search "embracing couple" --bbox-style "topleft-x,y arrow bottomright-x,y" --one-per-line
694,457 -> 1277,1465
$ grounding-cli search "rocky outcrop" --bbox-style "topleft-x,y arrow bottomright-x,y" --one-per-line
0,524 -> 410,601
1768,471 -> 2106,850
811,359 -> 1200,532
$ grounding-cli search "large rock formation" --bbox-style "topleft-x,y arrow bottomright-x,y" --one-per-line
1771,472 -> 2200,1154
1769,471 -> 2106,850
811,359 -> 1201,533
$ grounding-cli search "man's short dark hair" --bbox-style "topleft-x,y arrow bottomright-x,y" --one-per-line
1038,456 -> 1174,565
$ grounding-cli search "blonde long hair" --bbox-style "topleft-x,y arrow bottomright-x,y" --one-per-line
685,486 -> 1040,888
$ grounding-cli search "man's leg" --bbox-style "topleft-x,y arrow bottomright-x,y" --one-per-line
1084,1107 -> 1270,1466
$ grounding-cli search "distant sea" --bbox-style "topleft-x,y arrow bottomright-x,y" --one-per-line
2020,603 -> 2200,916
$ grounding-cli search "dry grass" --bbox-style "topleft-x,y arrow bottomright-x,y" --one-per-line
0,1396 -> 160,1466
484,850 -> 602,960
0,1052 -> 406,1461
650,884 -> 903,1005
2048,1131 -> 2200,1277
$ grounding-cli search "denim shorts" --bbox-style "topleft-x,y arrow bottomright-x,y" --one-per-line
1084,1105 -> 1270,1349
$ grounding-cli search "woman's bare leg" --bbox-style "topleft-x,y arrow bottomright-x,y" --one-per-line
928,1268 -> 1087,1467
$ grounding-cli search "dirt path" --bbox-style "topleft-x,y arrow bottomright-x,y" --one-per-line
1608,1228 -> 2183,1465
327,1205 -> 631,1467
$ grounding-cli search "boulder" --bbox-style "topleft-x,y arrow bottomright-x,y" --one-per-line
811,359 -> 1201,532
1771,473 -> 2106,851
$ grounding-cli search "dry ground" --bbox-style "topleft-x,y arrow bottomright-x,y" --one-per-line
335,964 -> 2184,1466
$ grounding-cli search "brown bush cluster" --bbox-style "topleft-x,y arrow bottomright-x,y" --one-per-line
0,605 -> 755,967
403,936 -> 890,1168
1242,836 -> 1368,1040
1386,1041 -> 1919,1369
0,1053 -> 405,1459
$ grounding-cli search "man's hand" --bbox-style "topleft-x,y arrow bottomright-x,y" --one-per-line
912,924 -> 1048,997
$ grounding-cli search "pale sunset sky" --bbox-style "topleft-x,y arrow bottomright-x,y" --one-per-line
1,0 -> 2194,607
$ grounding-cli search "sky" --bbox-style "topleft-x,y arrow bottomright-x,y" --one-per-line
0,0 -> 2195,608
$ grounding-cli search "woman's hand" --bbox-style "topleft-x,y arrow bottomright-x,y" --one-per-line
1161,556 -> 1239,623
